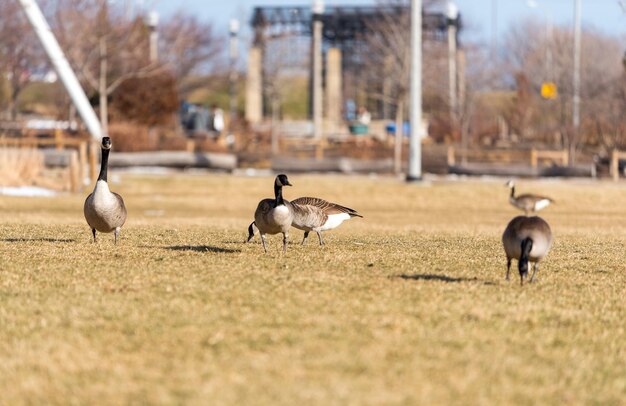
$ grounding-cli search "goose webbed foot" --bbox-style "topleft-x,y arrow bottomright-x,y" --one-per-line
301,231 -> 309,245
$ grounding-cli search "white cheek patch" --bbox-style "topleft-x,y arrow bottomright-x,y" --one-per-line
320,213 -> 351,231
534,199 -> 551,211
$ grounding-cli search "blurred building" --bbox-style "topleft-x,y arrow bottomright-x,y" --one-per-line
246,4 -> 462,133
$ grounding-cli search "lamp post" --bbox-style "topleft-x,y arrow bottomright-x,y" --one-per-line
229,19 -> 240,132
146,11 -> 159,63
312,0 -> 324,152
572,0 -> 581,153
447,1 -> 458,123
407,0 -> 422,182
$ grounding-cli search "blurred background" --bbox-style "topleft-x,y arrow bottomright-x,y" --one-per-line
1,0 -> 626,194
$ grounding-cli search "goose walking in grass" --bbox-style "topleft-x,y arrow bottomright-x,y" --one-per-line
505,180 -> 553,215
251,174 -> 294,254
502,215 -> 553,285
289,197 -> 362,245
247,197 -> 363,246
84,137 -> 127,244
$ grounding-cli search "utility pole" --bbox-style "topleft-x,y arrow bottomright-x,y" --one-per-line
407,0 -> 422,182
18,0 -> 103,140
229,19 -> 240,133
447,1 -> 458,124
572,0 -> 581,160
312,0 -> 324,158
146,11 -> 159,63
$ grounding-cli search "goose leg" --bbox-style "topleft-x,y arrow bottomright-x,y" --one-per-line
316,231 -> 324,246
529,263 -> 539,283
260,234 -> 268,253
282,232 -> 289,254
91,228 -> 96,243
506,257 -> 511,281
301,231 -> 309,245
114,227 -> 120,245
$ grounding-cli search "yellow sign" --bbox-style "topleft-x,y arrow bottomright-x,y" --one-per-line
541,82 -> 558,100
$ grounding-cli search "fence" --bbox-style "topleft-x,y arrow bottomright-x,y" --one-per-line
0,130 -> 94,192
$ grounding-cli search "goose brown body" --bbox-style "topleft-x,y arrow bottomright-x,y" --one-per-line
502,215 -> 553,285
506,180 -> 553,215
252,174 -> 294,253
290,197 -> 362,245
83,137 -> 127,244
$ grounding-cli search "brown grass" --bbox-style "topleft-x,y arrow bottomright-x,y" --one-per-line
0,174 -> 625,405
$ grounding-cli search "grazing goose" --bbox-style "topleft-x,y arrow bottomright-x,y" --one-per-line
246,198 -> 363,246
502,215 -> 553,285
252,174 -> 294,253
506,180 -> 553,215
84,137 -> 127,244
290,197 -> 362,245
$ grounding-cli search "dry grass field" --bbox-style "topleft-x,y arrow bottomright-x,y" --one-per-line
1,173 -> 625,405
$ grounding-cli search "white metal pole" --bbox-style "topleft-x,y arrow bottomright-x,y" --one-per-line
312,0 -> 324,143
147,11 -> 159,63
573,0 -> 581,132
447,2 -> 458,123
407,0 -> 422,181
18,0 -> 103,140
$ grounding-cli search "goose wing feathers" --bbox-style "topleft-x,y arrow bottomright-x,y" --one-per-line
291,197 -> 362,217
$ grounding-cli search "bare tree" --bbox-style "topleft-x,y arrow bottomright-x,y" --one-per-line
159,12 -> 224,95
0,1 -> 44,119
365,0 -> 449,173
49,0 -> 161,136
503,18 -> 624,163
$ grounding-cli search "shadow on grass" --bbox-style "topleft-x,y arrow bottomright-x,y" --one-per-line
393,273 -> 495,285
2,238 -> 76,243
164,245 -> 241,254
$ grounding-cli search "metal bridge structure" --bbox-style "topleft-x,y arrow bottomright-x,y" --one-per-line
245,4 -> 462,126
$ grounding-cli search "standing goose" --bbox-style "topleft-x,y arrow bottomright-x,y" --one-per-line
506,180 -> 553,215
84,137 -> 127,244
252,174 -> 294,253
502,215 -> 553,285
289,197 -> 362,245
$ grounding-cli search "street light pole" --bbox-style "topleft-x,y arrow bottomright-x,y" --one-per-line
572,0 -> 581,153
407,0 -> 422,182
312,0 -> 324,155
229,19 -> 240,132
146,11 -> 159,63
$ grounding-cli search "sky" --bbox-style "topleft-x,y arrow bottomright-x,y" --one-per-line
151,0 -> 626,46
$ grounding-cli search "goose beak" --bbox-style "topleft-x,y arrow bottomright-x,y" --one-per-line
286,182 -> 293,186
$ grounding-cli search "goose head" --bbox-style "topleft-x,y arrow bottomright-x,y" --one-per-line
275,174 -> 292,187
518,256 -> 530,280
102,136 -> 112,150
505,179 -> 515,189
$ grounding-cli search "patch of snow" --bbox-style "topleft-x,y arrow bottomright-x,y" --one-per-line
0,186 -> 57,197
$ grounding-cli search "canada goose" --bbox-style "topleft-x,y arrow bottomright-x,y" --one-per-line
246,198 -> 362,246
252,174 -> 294,253
84,137 -> 127,244
290,197 -> 362,245
502,215 -> 553,285
506,180 -> 553,215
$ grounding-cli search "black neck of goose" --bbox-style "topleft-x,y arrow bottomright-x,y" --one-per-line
510,186 -> 515,198
274,183 -> 284,206
98,148 -> 109,182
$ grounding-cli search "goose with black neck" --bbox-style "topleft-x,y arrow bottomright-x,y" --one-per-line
83,136 -> 127,244
251,174 -> 294,253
